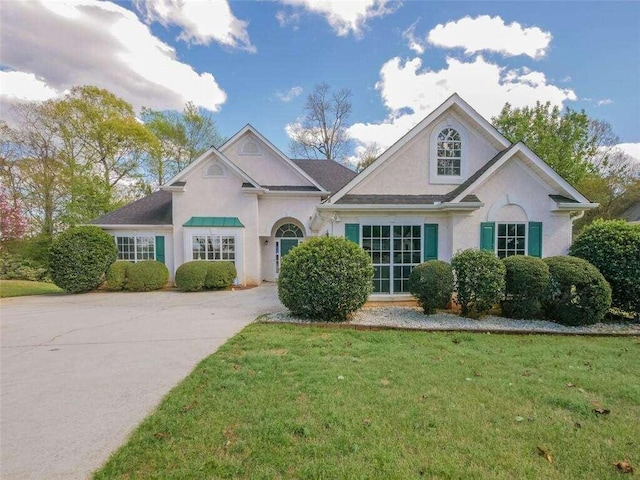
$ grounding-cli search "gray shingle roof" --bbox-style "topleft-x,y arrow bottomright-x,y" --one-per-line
89,190 -> 172,225
292,159 -> 357,193
336,194 -> 480,205
621,201 -> 640,223
549,194 -> 578,203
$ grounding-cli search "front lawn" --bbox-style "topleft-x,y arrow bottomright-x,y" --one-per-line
95,325 -> 639,479
0,279 -> 63,298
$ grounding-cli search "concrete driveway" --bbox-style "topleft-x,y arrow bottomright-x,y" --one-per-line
0,284 -> 282,479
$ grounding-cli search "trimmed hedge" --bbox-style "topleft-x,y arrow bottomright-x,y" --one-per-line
408,260 -> 454,314
542,256 -> 612,326
278,236 -> 374,322
204,262 -> 237,289
175,261 -> 236,292
501,255 -> 550,319
570,219 -> 640,316
50,226 -> 117,293
125,260 -> 169,292
451,249 -> 506,318
106,261 -> 131,291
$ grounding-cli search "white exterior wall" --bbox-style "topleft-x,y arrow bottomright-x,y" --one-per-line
221,132 -> 313,187
351,112 -> 499,196
172,160 -> 261,285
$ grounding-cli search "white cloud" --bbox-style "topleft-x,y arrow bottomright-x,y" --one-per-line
133,0 -> 255,52
348,55 -> 576,149
276,10 -> 301,30
0,0 -> 226,117
402,19 -> 425,54
0,71 -> 61,102
596,98 -> 613,106
277,0 -> 398,37
275,86 -> 303,102
428,15 -> 552,59
616,143 -> 640,163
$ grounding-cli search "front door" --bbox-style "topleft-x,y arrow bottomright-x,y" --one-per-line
280,238 -> 299,258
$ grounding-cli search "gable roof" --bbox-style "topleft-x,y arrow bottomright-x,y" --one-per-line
89,190 -> 172,226
292,159 -> 357,193
220,125 -> 328,193
162,146 -> 262,190
620,201 -> 640,223
328,93 -> 512,204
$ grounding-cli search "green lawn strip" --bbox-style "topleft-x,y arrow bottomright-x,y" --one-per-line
0,279 -> 63,298
94,325 -> 639,480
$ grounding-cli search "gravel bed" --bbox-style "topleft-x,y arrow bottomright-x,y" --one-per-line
262,306 -> 640,335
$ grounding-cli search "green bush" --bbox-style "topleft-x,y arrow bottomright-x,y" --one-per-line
278,236 -> 374,322
501,255 -> 550,319
408,260 -> 454,314
125,260 -> 169,292
175,261 -> 210,292
542,256 -> 612,326
570,219 -> 640,316
106,261 -> 131,291
451,249 -> 506,318
204,261 -> 236,289
0,252 -> 50,282
50,226 -> 117,293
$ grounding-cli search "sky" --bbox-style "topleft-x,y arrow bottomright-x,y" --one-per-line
1,0 -> 639,164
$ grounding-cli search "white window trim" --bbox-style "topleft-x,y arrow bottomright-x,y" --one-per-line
238,138 -> 263,156
204,161 -> 227,178
429,118 -> 468,184
495,222 -> 528,259
114,235 -> 155,262
183,227 -> 243,284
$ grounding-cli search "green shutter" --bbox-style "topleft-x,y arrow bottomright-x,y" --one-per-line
423,224 -> 438,261
345,223 -> 360,244
480,222 -> 495,251
155,236 -> 165,264
528,222 -> 542,257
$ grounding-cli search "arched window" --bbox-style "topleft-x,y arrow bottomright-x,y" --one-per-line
436,128 -> 462,176
275,223 -> 303,238
205,162 -> 225,177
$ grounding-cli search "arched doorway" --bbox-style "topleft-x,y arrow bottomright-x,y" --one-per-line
275,223 -> 304,274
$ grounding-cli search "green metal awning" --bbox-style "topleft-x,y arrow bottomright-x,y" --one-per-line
183,217 -> 244,227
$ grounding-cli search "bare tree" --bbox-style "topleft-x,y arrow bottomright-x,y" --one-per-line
289,82 -> 353,162
356,142 -> 383,172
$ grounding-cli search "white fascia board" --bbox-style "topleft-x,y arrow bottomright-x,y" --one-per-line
160,185 -> 185,192
553,202 -> 600,211
221,124 -> 329,194
317,202 -> 483,212
329,93 -> 511,205
262,190 -> 327,197
92,224 -> 173,230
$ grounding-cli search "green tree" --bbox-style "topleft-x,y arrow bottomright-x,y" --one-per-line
492,102 -> 596,185
141,102 -> 224,185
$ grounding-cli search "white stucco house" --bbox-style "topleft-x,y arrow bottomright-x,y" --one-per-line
90,94 -> 598,296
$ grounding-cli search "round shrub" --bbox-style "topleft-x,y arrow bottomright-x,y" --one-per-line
570,219 -> 640,315
542,256 -> 612,326
50,226 -> 117,293
501,255 -> 550,319
278,236 -> 374,322
175,261 -> 210,292
204,261 -> 236,289
125,260 -> 168,292
106,261 -> 131,291
451,249 -> 506,318
408,260 -> 454,314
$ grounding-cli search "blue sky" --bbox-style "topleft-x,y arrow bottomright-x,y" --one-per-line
1,1 -> 639,162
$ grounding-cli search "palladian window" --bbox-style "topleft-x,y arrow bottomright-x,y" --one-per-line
436,128 -> 462,176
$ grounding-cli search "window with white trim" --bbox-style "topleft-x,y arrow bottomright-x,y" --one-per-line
115,236 -> 155,262
192,235 -> 236,262
436,128 -> 462,176
496,223 -> 526,258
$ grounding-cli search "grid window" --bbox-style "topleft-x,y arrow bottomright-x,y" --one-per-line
437,128 -> 462,176
362,225 -> 421,294
115,236 -> 154,262
497,223 -> 526,258
191,235 -> 236,263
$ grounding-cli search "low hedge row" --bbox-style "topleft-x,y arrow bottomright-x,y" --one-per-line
175,261 -> 236,292
106,260 -> 169,292
408,249 -> 612,326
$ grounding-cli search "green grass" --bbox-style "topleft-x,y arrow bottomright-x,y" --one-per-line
95,325 -> 640,479
0,279 -> 63,298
